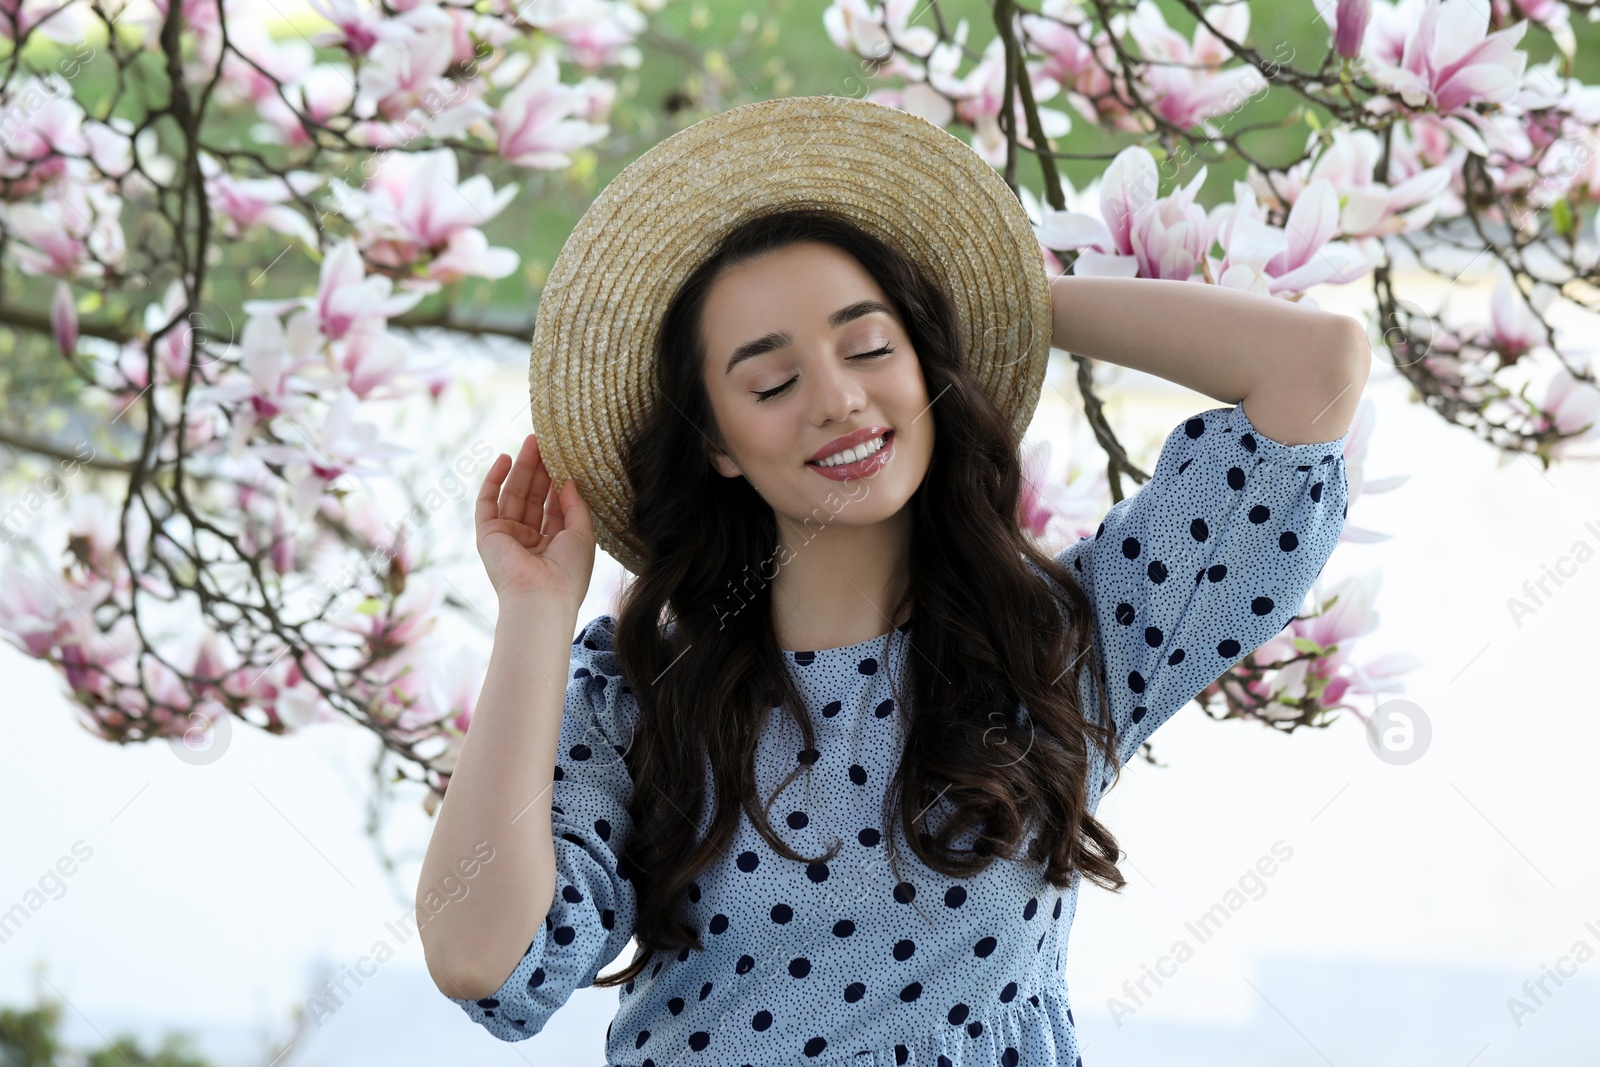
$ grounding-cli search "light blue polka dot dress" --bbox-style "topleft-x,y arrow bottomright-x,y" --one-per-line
446,402 -> 1351,1065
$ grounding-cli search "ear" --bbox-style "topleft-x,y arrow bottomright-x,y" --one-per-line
708,445 -> 742,479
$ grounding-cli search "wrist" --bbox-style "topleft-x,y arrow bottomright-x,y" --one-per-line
494,591 -> 580,629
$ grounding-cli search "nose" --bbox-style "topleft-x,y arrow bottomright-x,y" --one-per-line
807,347 -> 867,427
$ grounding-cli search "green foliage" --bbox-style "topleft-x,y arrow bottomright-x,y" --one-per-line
0,993 -> 214,1067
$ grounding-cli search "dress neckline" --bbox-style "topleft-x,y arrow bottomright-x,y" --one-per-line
781,617 -> 913,658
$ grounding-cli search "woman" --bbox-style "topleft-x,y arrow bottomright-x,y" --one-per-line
419,97 -> 1367,1066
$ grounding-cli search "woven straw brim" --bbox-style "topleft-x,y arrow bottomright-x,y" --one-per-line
529,95 -> 1052,576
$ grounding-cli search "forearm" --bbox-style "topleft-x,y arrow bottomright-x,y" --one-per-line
1049,274 -> 1369,446
417,597 -> 578,998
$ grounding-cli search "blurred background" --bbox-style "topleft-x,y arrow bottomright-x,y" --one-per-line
3,0 -> 1599,1064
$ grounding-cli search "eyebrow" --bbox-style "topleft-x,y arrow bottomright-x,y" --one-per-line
722,299 -> 895,375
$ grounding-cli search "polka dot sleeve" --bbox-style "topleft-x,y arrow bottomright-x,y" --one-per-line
1056,402 -> 1351,767
445,613 -> 641,1042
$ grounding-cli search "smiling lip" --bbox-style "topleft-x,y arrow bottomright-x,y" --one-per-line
807,426 -> 893,464
806,430 -> 894,481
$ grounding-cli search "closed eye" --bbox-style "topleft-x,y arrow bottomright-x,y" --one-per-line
752,345 -> 895,403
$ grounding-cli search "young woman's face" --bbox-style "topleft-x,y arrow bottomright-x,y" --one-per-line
699,240 -> 935,530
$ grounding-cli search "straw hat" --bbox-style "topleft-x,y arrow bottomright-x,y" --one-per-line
529,94 -> 1053,576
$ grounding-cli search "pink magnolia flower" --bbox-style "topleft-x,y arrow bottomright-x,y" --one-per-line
201,154 -> 324,249
256,390 -> 406,489
364,643 -> 435,732
334,574 -> 444,669
1365,0 -> 1528,151
494,49 -> 612,169
425,228 -> 520,285
1532,362 -> 1600,458
0,571 -> 136,706
520,0 -> 648,72
141,279 -> 225,388
923,24 -> 1071,168
377,641 -> 481,746
1125,0 -> 1266,132
0,0 -> 83,42
4,203 -> 83,276
334,148 -> 519,284
1022,0 -> 1140,133
216,15 -> 312,107
0,75 -> 89,191
340,492 -> 417,582
438,7 -> 519,70
190,630 -> 238,700
58,612 -> 143,708
1317,0 -> 1373,61
357,26 -> 456,122
1017,439 -> 1055,538
1033,144 -> 1153,277
1128,169 -> 1211,281
0,569 -> 84,659
232,647 -> 333,729
1275,127 -> 1453,242
309,238 -> 433,338
3,197 -> 98,278
255,66 -> 357,149
130,657 -> 200,732
823,0 -> 937,62
333,322 -> 412,400
81,119 -> 138,182
1208,178 -> 1381,298
305,0 -> 419,56
1335,398 -> 1408,545
251,388 -> 411,519
1014,433 -> 1111,552
1491,0 -> 1573,59
3,185 -> 127,279
1384,111 -> 1462,178
1293,571 -> 1415,704
230,486 -> 300,578
195,309 -> 327,451
1489,65 -> 1600,224
1220,570 -> 1416,721
1034,145 -> 1208,280
243,237 -> 429,342
268,502 -> 295,576
1487,270 -> 1549,365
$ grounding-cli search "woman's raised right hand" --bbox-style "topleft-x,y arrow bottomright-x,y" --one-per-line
475,433 -> 596,607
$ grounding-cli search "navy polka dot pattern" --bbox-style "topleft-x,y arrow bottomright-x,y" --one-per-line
1053,402 -> 1351,767
445,402 -> 1350,1065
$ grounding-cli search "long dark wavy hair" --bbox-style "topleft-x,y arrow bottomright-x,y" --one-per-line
592,205 -> 1127,989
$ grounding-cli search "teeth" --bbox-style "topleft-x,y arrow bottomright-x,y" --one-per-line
814,433 -> 888,468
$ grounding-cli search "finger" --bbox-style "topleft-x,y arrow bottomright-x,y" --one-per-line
499,435 -> 538,525
561,478 -> 594,543
475,452 -> 511,529
540,474 -> 565,540
523,434 -> 553,530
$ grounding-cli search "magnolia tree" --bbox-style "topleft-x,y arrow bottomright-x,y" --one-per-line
0,0 -> 665,812
826,0 -> 1600,733
2,0 -> 1594,815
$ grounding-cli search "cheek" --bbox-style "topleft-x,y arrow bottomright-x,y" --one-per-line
722,404 -> 795,466
893,355 -> 929,403
887,361 -> 931,425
